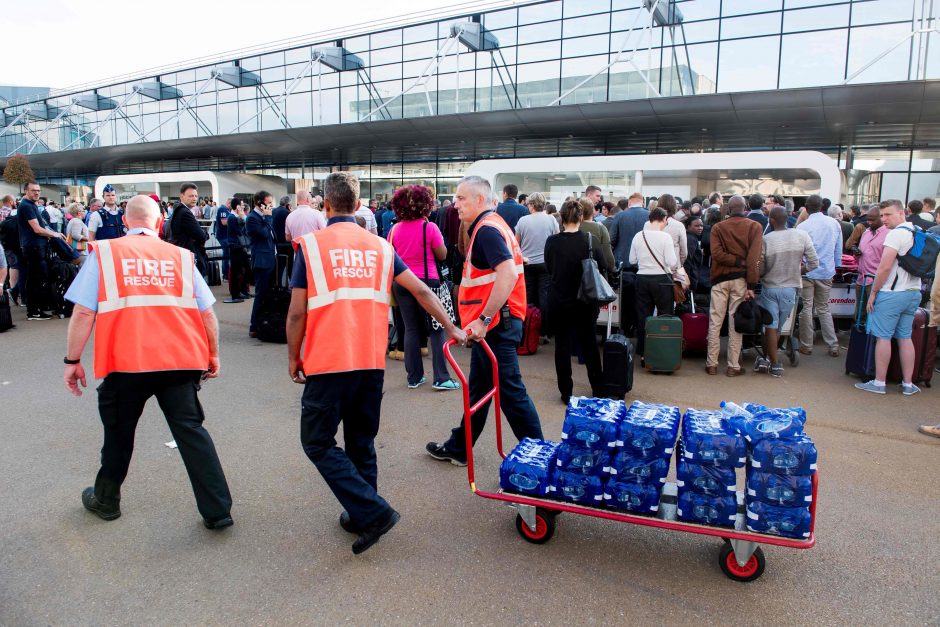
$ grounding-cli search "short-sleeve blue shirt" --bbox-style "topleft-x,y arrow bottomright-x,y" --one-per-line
65,228 -> 216,312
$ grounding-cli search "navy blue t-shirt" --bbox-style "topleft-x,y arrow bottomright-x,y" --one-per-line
289,216 -> 407,289
16,198 -> 48,248
468,211 -> 513,271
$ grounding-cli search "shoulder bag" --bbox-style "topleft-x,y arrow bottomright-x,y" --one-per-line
424,221 -> 456,331
578,232 -> 617,306
643,231 -> 687,305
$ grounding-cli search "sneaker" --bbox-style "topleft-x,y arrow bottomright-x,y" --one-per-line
754,356 -> 770,373
27,312 -> 52,321
425,442 -> 467,466
855,380 -> 886,395
917,425 -> 940,438
432,379 -> 460,391
900,383 -> 921,396
769,363 -> 784,378
408,376 -> 427,389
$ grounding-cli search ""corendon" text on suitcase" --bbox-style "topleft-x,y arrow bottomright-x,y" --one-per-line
329,248 -> 378,279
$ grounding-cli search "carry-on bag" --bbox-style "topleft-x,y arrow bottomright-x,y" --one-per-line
644,315 -> 683,373
602,279 -> 634,399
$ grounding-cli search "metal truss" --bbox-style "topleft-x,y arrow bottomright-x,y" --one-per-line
843,0 -> 938,84
61,87 -> 143,151
7,100 -> 81,156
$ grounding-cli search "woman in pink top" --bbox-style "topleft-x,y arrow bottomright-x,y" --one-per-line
387,185 -> 459,391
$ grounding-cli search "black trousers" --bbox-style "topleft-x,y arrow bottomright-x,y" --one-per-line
620,269 -> 638,337
300,370 -> 391,528
23,242 -> 48,315
94,371 -> 232,521
552,301 -> 604,400
228,246 -> 250,298
634,273 -> 674,356
523,263 -> 550,314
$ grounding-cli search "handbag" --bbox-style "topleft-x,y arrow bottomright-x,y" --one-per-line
642,231 -> 687,305
578,232 -> 617,306
423,221 -> 456,331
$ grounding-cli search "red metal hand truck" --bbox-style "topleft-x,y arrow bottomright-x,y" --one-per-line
443,338 -> 817,582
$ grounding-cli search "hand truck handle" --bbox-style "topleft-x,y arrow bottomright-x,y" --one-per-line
443,338 -> 503,491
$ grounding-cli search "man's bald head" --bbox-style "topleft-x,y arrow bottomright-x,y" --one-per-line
867,204 -> 882,229
297,190 -> 312,205
727,195 -> 746,216
769,206 -> 788,227
125,195 -> 160,229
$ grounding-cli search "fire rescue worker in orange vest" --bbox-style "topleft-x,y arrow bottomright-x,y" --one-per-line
286,172 -> 466,555
62,195 -> 233,530
426,175 -> 543,466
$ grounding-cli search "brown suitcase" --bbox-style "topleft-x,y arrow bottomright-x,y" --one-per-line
887,307 -> 936,387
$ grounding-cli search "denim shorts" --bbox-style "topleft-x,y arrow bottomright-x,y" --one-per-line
757,287 -> 797,330
867,290 -> 920,340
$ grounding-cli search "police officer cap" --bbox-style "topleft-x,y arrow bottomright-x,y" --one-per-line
103,184 -> 115,193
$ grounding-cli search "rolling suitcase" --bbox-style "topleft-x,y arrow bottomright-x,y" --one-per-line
256,255 -> 290,344
517,304 -> 542,356
644,316 -> 683,373
0,292 -> 13,332
887,307 -> 936,387
207,260 -> 222,286
602,282 -> 634,399
845,277 -> 877,379
680,296 -> 708,354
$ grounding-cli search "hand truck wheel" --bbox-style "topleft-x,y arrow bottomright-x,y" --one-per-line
718,543 -> 766,582
515,509 -> 556,544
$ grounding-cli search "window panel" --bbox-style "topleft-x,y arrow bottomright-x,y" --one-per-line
402,59 -> 428,79
217,102 -> 237,132
679,19 -> 721,43
722,0 -> 781,15
563,13 -> 609,38
908,173 -> 940,201
240,58 -> 260,72
260,107 -> 281,131
286,92 -> 311,127
563,0 -> 609,18
518,20 -> 561,44
370,63 -> 404,82
784,4 -> 850,32
315,88 -> 340,125
779,29 -> 848,88
852,0 -> 915,26
371,46 -> 402,66
484,7 -> 518,29
717,35 -> 780,91
238,100 -> 259,132
684,42 -> 719,93
847,22 -> 913,83
475,67 -> 514,112
880,172 -> 908,201
722,13 -> 782,38
345,36 -> 370,54
178,113 -> 197,139
490,27 -> 517,47
560,54 -> 608,105
403,40 -> 439,61
260,66 -> 286,82
610,8 -> 642,32
563,33 -> 610,57
517,60 -> 561,107
676,0 -> 720,22
517,40 -> 562,63
403,22 -> 438,44
371,29 -> 402,49
519,1 -> 562,24
260,52 -> 284,69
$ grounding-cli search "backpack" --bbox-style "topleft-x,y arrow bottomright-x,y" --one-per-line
896,225 -> 940,280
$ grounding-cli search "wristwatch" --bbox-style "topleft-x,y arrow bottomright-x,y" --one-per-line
64,356 -> 81,365
478,314 -> 493,326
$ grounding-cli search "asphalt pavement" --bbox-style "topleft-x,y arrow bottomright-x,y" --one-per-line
1,290 -> 938,626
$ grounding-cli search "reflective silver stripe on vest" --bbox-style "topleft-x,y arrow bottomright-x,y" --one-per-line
302,232 -> 393,311
97,240 -> 198,313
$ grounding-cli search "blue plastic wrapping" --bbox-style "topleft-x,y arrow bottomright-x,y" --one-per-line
746,501 -> 813,539
676,458 -> 737,497
604,480 -> 661,513
676,491 -> 737,527
749,434 -> 817,476
746,468 -> 814,507
555,443 -> 612,476
607,451 -> 670,484
616,401 -> 681,460
547,470 -> 605,505
561,397 -> 624,449
723,402 -> 807,443
680,409 -> 747,468
498,438 -> 560,496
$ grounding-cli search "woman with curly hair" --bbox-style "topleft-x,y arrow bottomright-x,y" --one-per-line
386,185 -> 459,391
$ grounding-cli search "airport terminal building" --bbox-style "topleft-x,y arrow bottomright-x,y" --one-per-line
1,0 -> 938,206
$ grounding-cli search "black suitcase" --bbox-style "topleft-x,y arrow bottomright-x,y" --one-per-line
46,252 -> 78,318
256,255 -> 290,343
602,281 -> 634,399
0,292 -> 13,332
845,277 -> 876,379
206,260 -> 222,286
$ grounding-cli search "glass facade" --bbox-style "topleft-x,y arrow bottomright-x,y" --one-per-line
1,0 -> 937,202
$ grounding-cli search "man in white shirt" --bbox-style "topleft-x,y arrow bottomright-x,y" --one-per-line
855,199 -> 923,396
88,185 -> 125,241
354,200 -> 377,235
284,190 -> 327,242
45,201 -> 64,233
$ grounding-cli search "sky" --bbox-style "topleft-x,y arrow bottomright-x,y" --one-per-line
3,0 -> 491,92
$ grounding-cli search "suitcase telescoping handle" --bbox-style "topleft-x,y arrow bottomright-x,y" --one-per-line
443,338 -> 503,491
856,273 -> 876,327
608,262 -> 624,337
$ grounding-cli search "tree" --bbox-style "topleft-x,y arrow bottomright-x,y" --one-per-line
3,153 -> 35,188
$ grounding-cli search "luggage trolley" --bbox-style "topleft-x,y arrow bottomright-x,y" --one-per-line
443,339 -> 817,582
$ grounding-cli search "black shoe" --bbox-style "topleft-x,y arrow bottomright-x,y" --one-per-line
352,509 -> 400,555
239,292 -> 254,299
203,515 -> 234,530
81,486 -> 121,521
339,511 -> 360,534
425,442 -> 467,467
223,298 -> 245,304
27,311 -> 52,321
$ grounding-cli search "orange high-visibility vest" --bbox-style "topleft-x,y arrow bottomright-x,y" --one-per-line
92,234 -> 210,378
297,222 -> 394,376
458,212 -> 526,330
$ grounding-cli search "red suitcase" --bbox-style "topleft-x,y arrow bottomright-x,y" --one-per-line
681,298 -> 709,354
517,304 -> 542,356
887,307 -> 936,387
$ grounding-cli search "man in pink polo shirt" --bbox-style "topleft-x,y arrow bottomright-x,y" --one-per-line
853,204 -> 888,323
285,190 -> 326,243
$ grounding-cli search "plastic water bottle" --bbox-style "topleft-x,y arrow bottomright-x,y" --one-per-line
719,401 -> 754,421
